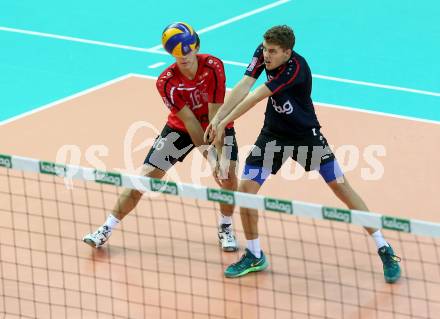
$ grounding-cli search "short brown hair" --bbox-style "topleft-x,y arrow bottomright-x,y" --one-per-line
263,25 -> 295,50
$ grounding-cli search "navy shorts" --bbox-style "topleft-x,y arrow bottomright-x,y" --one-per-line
245,128 -> 337,174
144,124 -> 238,171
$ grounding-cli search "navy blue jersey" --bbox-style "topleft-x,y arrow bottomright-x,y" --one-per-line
245,44 -> 321,138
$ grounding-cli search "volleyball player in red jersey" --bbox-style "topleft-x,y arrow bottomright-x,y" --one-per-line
83,22 -> 238,252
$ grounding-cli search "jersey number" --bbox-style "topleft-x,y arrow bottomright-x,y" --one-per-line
189,90 -> 203,110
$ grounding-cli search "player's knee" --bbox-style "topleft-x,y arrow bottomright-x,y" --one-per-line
328,178 -> 356,200
238,179 -> 260,194
142,164 -> 166,178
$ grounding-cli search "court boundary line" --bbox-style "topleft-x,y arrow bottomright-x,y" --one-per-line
0,74 -> 136,126
0,26 -> 167,55
1,26 -> 439,97
313,101 -> 440,125
1,73 -> 438,127
132,74 -> 440,125
221,60 -> 440,97
148,0 -> 291,51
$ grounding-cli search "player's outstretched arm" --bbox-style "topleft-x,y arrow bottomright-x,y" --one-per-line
177,105 -> 225,187
176,105 -> 206,147
204,76 -> 256,143
213,84 -> 272,146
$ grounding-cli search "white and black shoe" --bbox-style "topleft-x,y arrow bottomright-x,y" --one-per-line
218,224 -> 238,252
82,225 -> 112,248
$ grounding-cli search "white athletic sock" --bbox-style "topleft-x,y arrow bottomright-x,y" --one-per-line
247,238 -> 261,258
219,214 -> 233,226
104,213 -> 120,230
372,230 -> 389,249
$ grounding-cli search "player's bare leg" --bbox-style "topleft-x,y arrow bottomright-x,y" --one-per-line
217,161 -> 239,251
82,164 -> 165,248
327,176 -> 401,283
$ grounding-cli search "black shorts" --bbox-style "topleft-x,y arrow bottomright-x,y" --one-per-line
144,124 -> 238,171
245,128 -> 336,174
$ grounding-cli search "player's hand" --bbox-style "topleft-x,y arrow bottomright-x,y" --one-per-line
212,121 -> 226,149
204,144 -> 217,166
204,122 -> 213,143
212,165 -> 223,188
204,118 -> 219,143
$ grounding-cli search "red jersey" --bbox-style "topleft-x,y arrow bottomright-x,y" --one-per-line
156,54 -> 233,132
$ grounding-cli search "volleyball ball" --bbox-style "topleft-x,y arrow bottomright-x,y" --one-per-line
161,22 -> 199,57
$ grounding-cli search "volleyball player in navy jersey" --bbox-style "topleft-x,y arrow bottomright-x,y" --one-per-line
205,25 -> 401,282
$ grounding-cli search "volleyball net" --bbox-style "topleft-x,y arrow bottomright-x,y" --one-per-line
1,154 -> 439,319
